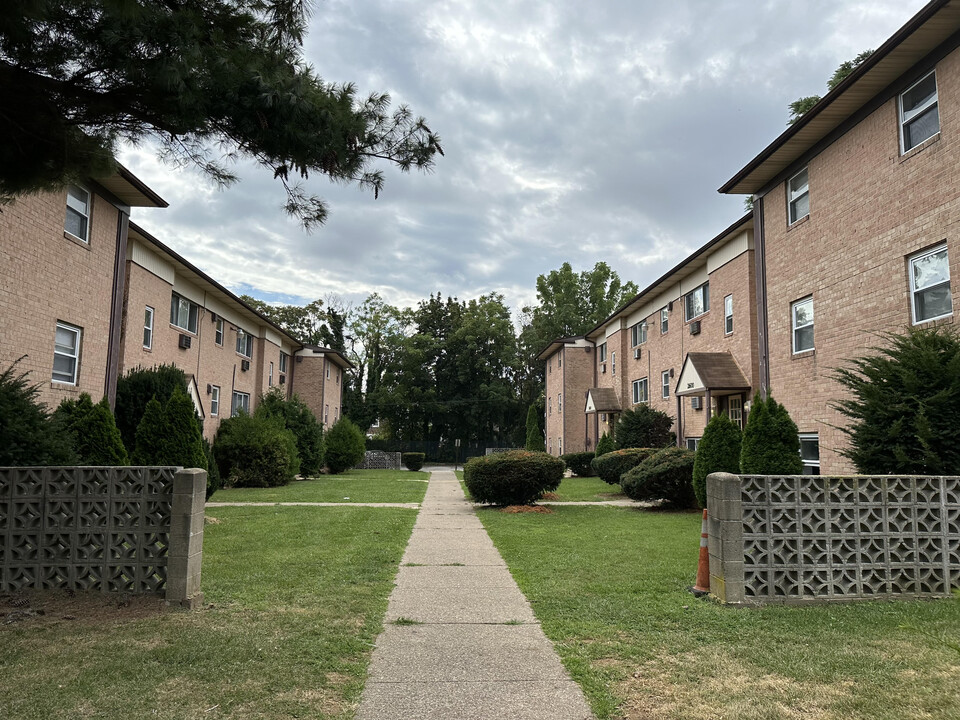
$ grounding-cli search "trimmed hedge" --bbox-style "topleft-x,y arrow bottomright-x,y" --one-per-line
591,447 -> 658,485
464,450 -> 564,506
621,447 -> 697,508
325,417 -> 366,474
402,452 -> 425,471
255,389 -> 325,476
213,413 -> 299,488
560,451 -> 596,477
692,413 -> 742,508
615,405 -> 675,449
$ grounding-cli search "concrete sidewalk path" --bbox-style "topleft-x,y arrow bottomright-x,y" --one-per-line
358,469 -> 594,720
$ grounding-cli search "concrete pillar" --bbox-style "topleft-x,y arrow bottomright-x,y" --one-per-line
167,468 -> 207,609
706,472 -> 745,605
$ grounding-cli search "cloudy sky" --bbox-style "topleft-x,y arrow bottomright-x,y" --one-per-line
120,0 -> 929,319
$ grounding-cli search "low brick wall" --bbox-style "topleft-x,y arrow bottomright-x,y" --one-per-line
0,466 -> 206,608
355,451 -> 402,470
707,472 -> 960,605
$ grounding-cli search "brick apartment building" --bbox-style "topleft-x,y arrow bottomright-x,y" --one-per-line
1,169 -> 351,440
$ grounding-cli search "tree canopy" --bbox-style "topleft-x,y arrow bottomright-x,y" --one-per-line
0,0 -> 442,226
788,50 -> 874,125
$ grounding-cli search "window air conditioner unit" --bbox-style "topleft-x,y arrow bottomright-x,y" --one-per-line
279,374 -> 286,385
690,396 -> 703,410
206,384 -> 212,395
600,363 -> 607,373
240,359 -> 250,372
634,347 -> 642,360
667,301 -> 674,312
296,355 -> 303,363
690,320 -> 701,336
178,333 -> 192,350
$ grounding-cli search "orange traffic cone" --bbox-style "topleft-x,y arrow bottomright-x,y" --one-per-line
689,509 -> 710,597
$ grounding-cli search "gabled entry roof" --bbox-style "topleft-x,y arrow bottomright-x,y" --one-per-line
675,352 -> 751,397
585,388 -> 621,413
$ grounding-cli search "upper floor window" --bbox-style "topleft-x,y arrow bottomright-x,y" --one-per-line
279,352 -> 288,373
792,297 -> 814,353
170,292 -> 198,334
215,318 -> 224,346
269,361 -> 274,387
143,306 -> 154,349
631,321 -> 648,347
598,343 -> 607,363
787,168 -> 809,225
910,244 -> 952,324
325,360 -> 331,379
548,397 -> 552,415
558,354 -> 562,368
210,385 -> 220,416
236,328 -> 253,358
661,370 -> 670,399
65,185 -> 90,242
724,294 -> 734,335
632,377 -> 648,405
900,70 -> 939,153
685,282 -> 710,321
53,322 -> 81,385
611,351 -> 616,376
660,307 -> 669,334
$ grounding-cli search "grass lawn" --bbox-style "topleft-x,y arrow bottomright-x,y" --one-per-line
549,475 -> 625,502
478,505 -> 960,720
0,505 -> 417,720
211,469 -> 429,504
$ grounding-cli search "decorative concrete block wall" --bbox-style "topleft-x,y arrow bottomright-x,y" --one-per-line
485,448 -> 520,455
707,472 -> 960,605
0,466 -> 206,608
355,451 -> 402,470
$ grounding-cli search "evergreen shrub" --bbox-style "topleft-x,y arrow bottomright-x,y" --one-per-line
595,432 -> 615,457
402,452 -> 425,471
740,395 -> 803,474
591,447 -> 658,485
692,413 -> 742,508
525,403 -> 545,451
255,388 -> 325,476
202,437 -> 221,500
131,388 -> 207,471
0,360 -> 77,466
621,447 -> 697,507
615,405 -> 674,449
560,451 -> 596,477
213,413 -> 299,487
115,364 -> 187,452
325,417 -> 366,474
69,396 -> 129,465
464,450 -> 564,506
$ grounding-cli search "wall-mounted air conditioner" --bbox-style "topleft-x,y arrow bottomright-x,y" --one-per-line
279,374 -> 286,385
178,333 -> 192,350
600,363 -> 607,373
667,301 -> 674,312
240,359 -> 250,372
690,320 -> 701,336
633,348 -> 641,360
691,396 -> 703,410
206,384 -> 212,395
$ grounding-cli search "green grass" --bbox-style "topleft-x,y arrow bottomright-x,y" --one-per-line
0,505 -> 418,720
211,469 -> 429,504
549,475 -> 625,502
478,506 -> 960,720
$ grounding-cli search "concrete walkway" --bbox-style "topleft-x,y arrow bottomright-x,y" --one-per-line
357,469 -> 594,720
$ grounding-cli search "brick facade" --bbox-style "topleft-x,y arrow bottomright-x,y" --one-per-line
542,338 -> 596,456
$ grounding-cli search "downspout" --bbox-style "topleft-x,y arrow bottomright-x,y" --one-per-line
754,198 -> 770,398
105,210 -> 130,410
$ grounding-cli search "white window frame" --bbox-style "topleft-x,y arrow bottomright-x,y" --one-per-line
236,328 -> 253,358
661,370 -> 670,399
611,351 -> 616,376
558,437 -> 562,454
728,396 -> 743,429
170,292 -> 198,334
724,294 -> 734,335
787,167 -> 809,225
279,352 -> 288,373
65,184 -> 90,242
909,244 -> 952,324
598,343 -> 607,363
685,282 -> 710,321
799,433 -> 820,475
53,322 -> 82,385
792,297 -> 814,354
324,404 -> 329,425
660,307 -> 669,334
143,306 -> 154,349
215,318 -> 224,346
686,437 -> 700,451
632,377 -> 649,405
231,391 -> 250,417
548,397 -> 552,415
631,321 -> 648,347
269,361 -> 274,387
558,393 -> 562,413
899,70 -> 939,154
325,360 -> 331,379
558,354 -> 562,368
210,385 -> 220,416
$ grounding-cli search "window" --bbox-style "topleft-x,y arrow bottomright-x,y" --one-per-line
210,386 -> 220,416
631,321 -> 648,347
558,354 -> 562,368
324,404 -> 329,425
231,391 -> 250,416
787,168 -> 809,225
724,294 -> 733,335
548,359 -> 552,374
729,396 -> 743,429
792,297 -> 814,353
661,371 -> 670,399
170,293 -> 198,334
52,322 -> 81,384
632,377 -> 649,405
548,397 -> 552,415
686,437 -> 700,451
236,328 -> 253,358
598,343 -> 607,363
799,433 -> 820,475
558,393 -> 562,413
325,361 -> 331,379
558,437 -> 562,454
143,306 -> 154,349
611,351 -> 616,376
269,362 -> 274,387
685,282 -> 709,321
279,352 -> 288,373
65,185 -> 90,241
660,307 -> 669,334
336,369 -> 340,385
900,70 -> 939,153
910,244 -> 952,323
215,318 -> 224,346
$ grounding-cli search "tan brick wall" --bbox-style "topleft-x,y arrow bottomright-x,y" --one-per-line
0,188 -> 121,410
760,49 -> 960,474
294,355 -> 329,428
561,344 -> 596,454
321,359 -> 344,426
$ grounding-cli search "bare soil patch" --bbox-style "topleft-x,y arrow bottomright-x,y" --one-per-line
1,589 -> 169,628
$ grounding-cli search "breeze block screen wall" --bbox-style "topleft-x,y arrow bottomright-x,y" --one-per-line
707,473 -> 960,605
1,466 -> 206,607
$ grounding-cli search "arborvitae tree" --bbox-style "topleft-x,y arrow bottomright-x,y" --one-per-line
73,398 -> 129,465
254,389 -> 325,476
692,413 -> 742,508
740,395 -> 803,474
834,327 -> 960,474
595,432 -> 615,457
0,360 -> 77,466
525,404 -> 545,451
132,397 -> 166,465
201,437 -> 222,500
115,364 -> 188,452
157,387 -> 208,471
615,405 -> 674,450
325,417 -> 366,474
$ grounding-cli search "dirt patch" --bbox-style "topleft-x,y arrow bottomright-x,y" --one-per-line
541,492 -> 561,500
1,590 -> 170,629
204,515 -> 222,525
501,505 -> 554,514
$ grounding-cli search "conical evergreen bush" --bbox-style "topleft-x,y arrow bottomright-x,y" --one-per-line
525,404 -> 545,451
692,413 -> 741,507
740,395 -> 802,474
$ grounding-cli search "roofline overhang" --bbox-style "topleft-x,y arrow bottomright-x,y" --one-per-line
535,336 -> 586,362
675,385 -> 751,398
297,345 -> 355,370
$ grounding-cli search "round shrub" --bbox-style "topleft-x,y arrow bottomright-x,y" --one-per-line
213,413 -> 299,488
621,447 -> 697,508
591,447 -> 658,485
325,417 -> 366,474
692,413 -> 742,508
560,451 -> 596,477
615,405 -> 674,449
402,452 -> 425,471
595,432 -> 615,457
464,450 -> 564,506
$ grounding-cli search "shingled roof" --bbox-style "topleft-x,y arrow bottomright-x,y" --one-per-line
585,388 -> 622,413
675,352 -> 751,397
